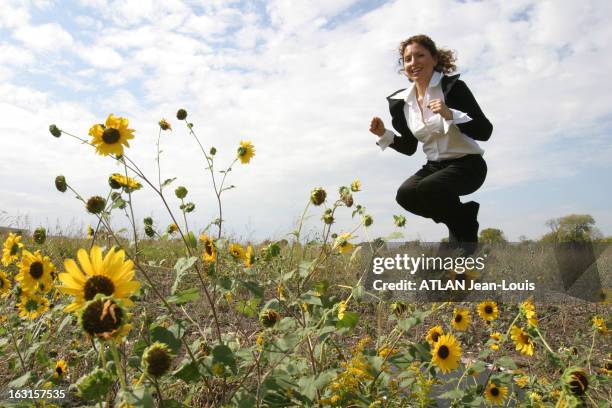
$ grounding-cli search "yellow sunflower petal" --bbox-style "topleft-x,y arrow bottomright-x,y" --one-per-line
77,248 -> 94,276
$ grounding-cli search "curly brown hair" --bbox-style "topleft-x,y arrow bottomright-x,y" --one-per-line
398,34 -> 457,75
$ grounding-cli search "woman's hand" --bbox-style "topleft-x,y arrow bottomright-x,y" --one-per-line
369,116 -> 385,137
427,99 -> 453,120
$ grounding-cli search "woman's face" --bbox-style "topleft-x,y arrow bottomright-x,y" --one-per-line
403,42 -> 438,83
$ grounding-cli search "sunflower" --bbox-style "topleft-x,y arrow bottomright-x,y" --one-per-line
244,244 -> 254,267
520,298 -> 538,327
88,113 -> 135,156
79,296 -> 132,342
109,173 -> 142,191
334,233 -> 353,254
229,243 -> 246,260
57,246 -> 140,313
0,270 -> 12,298
477,300 -> 499,322
166,224 -> 179,235
199,234 -> 216,263
142,342 -> 174,378
237,140 -> 255,164
514,375 -> 530,388
451,307 -> 471,331
431,333 -> 462,374
510,325 -> 535,356
426,325 -> 444,345
563,367 -> 589,396
15,250 -> 55,294
592,315 -> 608,335
18,293 -> 50,320
485,382 -> 508,405
54,359 -> 67,379
489,331 -> 503,351
350,179 -> 361,192
2,233 -> 24,266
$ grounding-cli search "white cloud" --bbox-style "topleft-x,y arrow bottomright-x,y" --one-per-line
13,23 -> 74,52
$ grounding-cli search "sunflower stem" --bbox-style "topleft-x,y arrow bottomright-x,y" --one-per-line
109,341 -> 128,392
6,318 -> 27,373
534,326 -> 555,355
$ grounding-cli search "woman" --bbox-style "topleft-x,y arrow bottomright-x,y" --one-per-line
369,34 -> 492,254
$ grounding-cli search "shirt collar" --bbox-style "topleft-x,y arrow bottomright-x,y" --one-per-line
390,70 -> 444,101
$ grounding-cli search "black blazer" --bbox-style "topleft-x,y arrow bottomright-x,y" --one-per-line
385,73 -> 493,156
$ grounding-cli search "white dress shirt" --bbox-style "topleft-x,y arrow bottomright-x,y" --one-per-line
378,70 -> 484,161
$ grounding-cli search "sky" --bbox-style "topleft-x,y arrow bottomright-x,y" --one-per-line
1,0 -> 611,243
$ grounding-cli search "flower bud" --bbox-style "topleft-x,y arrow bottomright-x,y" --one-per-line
210,147 -> 217,156
176,109 -> 187,120
393,215 -> 406,228
143,217 -> 153,226
341,193 -> 354,208
259,309 -> 280,328
49,124 -> 62,138
55,176 -> 67,193
362,214 -> 373,227
322,209 -> 334,225
158,119 -> 172,131
180,202 -> 195,213
33,227 -> 47,245
110,192 -> 122,202
144,225 -> 155,238
175,186 -> 188,199
391,301 -> 408,317
310,187 -> 326,206
86,196 -> 106,214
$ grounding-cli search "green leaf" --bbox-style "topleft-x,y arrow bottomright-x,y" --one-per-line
171,256 -> 198,295
186,231 -> 198,249
298,260 -> 314,277
172,359 -> 203,383
496,356 -> 518,370
118,385 -> 155,408
8,371 -> 31,388
236,299 -> 259,317
150,326 -> 182,354
336,311 -> 359,329
438,388 -> 465,400
212,345 -> 236,374
240,281 -> 264,299
161,177 -> 177,188
166,287 -> 200,305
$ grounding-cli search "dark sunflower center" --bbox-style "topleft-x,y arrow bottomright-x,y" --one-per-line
25,298 -> 39,312
10,243 -> 19,256
521,333 -> 530,344
84,276 -> 115,300
432,332 -> 440,342
491,387 -> 499,396
29,261 -> 44,279
437,345 -> 450,359
455,314 -> 463,323
81,299 -> 123,335
205,242 -> 213,256
55,366 -> 63,376
102,128 -> 121,144
485,305 -> 493,314
605,362 -> 612,370
146,348 -> 172,377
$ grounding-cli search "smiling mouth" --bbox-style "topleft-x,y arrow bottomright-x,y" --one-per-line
410,68 -> 422,75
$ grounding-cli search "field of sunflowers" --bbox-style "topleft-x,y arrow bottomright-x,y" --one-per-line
0,110 -> 610,407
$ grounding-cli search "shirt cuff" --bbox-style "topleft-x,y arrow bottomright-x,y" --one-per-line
443,109 -> 473,134
376,129 -> 396,151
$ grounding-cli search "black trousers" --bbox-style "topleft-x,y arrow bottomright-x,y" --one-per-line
396,154 -> 487,234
